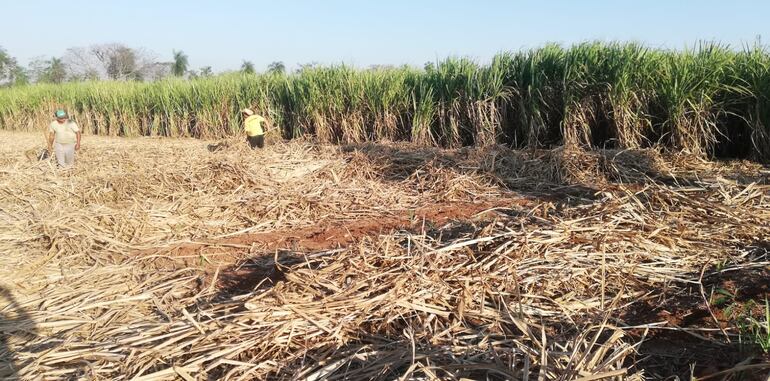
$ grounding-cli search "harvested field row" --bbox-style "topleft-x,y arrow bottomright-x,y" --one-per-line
1,131 -> 769,380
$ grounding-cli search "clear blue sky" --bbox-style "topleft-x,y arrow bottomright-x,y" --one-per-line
2,0 -> 769,72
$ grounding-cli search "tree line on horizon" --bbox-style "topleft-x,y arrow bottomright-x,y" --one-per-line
0,43 -> 288,86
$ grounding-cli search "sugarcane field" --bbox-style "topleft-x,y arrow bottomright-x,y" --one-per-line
2,4 -> 770,380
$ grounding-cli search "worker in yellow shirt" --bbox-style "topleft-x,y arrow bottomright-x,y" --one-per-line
242,108 -> 269,149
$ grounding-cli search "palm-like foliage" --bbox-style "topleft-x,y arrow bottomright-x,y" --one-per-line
241,61 -> 255,75
267,61 -> 285,75
172,50 -> 189,77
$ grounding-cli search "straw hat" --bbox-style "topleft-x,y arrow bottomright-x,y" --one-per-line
241,108 -> 254,116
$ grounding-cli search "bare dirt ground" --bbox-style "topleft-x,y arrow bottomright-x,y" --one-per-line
1,131 -> 769,380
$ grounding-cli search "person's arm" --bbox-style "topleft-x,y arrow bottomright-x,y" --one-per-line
70,122 -> 81,150
47,127 -> 55,152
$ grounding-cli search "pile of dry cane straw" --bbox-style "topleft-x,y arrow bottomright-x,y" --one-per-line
1,131 -> 769,380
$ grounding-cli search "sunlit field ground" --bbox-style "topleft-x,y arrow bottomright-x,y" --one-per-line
1,131 -> 769,380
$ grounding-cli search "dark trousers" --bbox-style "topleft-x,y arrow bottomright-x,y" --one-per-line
247,135 -> 265,149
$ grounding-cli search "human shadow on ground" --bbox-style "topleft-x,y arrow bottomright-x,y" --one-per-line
621,241 -> 770,380
210,248 -> 329,300
0,285 -> 38,380
213,251 -> 296,296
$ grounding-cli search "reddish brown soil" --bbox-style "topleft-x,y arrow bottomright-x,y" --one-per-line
135,198 -> 533,295
224,200 -> 504,252
138,198 -> 532,259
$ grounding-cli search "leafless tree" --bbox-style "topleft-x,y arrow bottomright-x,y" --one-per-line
144,62 -> 173,81
63,46 -> 104,80
64,43 -> 161,81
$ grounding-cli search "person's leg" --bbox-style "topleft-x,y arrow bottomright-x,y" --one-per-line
54,143 -> 67,167
247,135 -> 258,149
64,144 -> 75,167
256,135 -> 264,148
